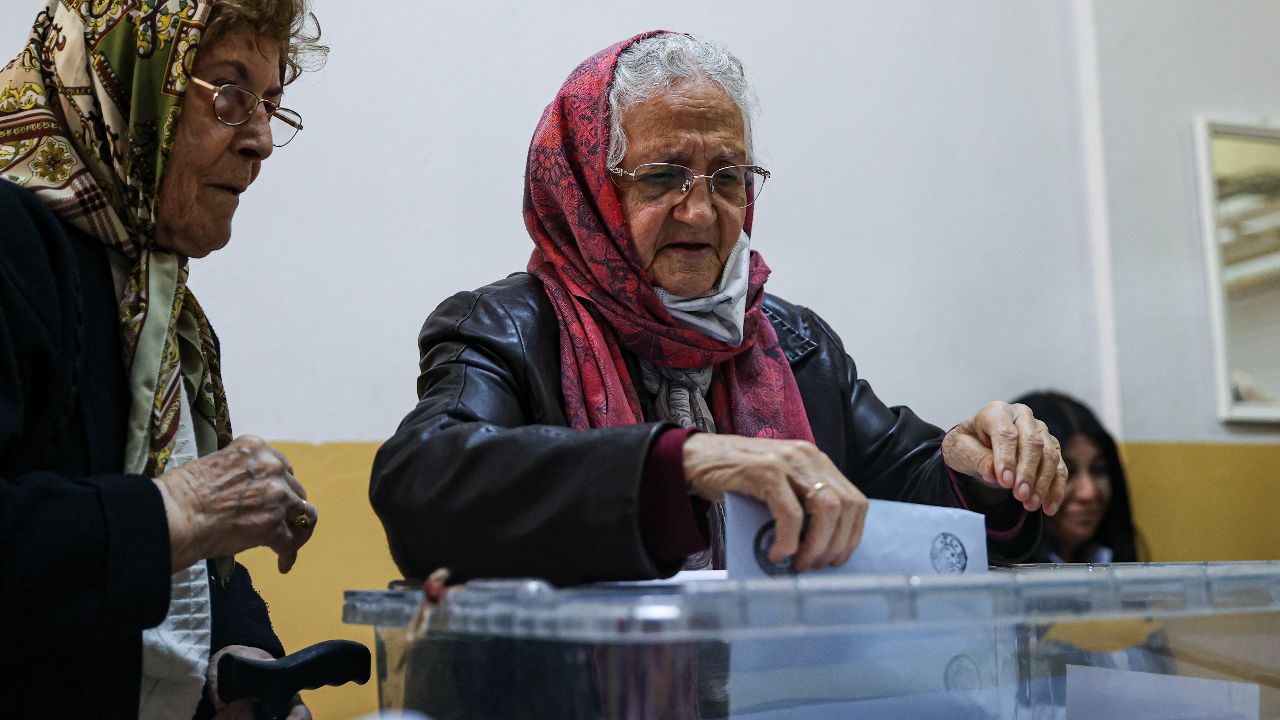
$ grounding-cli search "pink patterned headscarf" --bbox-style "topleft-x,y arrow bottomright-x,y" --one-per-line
524,32 -> 814,444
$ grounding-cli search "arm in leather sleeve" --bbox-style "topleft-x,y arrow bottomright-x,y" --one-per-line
370,286 -> 678,586
806,309 -> 1040,564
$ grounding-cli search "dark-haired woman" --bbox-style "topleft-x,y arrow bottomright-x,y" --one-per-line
1012,391 -> 1140,564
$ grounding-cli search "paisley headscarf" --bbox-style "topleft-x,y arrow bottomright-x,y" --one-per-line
1,1 -> 234,574
524,35 -> 814,463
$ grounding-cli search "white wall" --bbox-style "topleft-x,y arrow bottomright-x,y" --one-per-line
1093,0 -> 1280,442
1,2 -> 1106,442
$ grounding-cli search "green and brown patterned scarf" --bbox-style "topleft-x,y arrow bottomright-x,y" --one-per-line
1,0 -> 234,577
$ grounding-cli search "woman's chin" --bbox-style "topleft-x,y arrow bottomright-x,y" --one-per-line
155,228 -> 231,258
657,280 -> 713,298
652,268 -> 720,298
1060,520 -> 1102,545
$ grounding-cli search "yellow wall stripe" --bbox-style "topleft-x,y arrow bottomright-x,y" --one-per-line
1122,442 -> 1280,562
239,443 -> 396,719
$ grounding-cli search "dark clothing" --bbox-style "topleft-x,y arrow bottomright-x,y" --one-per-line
637,426 -> 708,565
371,274 -> 1040,586
0,181 -> 283,720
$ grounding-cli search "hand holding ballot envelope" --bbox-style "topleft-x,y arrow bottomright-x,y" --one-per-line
726,496 -> 989,578
683,433 -> 870,573
688,400 -> 1064,575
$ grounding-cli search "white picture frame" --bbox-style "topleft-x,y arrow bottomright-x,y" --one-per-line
1194,117 -> 1280,423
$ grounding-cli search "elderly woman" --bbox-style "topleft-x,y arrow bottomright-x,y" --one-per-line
372,32 -> 1067,587
0,1 -> 322,718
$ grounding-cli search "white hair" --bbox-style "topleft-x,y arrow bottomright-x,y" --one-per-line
607,33 -> 756,168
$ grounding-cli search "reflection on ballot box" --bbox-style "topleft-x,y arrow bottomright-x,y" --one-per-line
344,563 -> 1280,719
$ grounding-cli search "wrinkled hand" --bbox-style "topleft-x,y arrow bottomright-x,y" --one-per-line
941,402 -> 1067,515
153,435 -> 318,573
682,434 -> 867,571
207,645 -> 311,720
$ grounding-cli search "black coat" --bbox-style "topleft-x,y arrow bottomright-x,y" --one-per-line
371,274 -> 1039,586
0,181 -> 283,719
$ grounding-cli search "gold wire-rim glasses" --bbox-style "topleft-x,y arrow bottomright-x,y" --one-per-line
188,76 -> 304,148
608,162 -> 771,209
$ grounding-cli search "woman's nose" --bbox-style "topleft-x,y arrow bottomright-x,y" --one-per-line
234,106 -> 275,161
1073,473 -> 1098,501
672,177 -> 716,227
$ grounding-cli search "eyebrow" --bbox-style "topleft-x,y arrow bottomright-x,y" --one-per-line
713,148 -> 746,164
203,59 -> 284,99
647,147 -> 746,165
648,148 -> 691,164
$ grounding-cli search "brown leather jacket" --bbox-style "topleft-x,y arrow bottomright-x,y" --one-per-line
371,273 -> 1039,585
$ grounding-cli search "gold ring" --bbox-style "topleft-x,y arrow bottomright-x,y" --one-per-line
293,513 -> 310,529
804,481 -> 828,502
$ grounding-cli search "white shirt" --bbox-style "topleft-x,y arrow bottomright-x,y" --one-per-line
110,251 -> 214,720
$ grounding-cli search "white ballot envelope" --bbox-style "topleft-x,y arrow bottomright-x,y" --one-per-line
723,496 -> 1001,717
725,495 -> 989,579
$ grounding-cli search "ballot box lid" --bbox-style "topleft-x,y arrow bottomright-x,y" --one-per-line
343,562 -> 1280,643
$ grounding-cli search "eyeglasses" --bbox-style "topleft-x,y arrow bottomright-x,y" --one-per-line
188,77 -> 304,147
609,163 -> 771,209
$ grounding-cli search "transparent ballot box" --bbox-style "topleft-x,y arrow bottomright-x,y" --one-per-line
343,563 -> 1280,719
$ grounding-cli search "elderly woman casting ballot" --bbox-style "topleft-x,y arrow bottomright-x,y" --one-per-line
0,1 -> 321,718
372,32 -> 1066,585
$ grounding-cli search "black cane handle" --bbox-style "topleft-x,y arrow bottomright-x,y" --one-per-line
217,639 -> 372,720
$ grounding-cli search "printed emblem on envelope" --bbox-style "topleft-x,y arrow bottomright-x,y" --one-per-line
944,654 -> 981,691
930,532 -> 968,573
753,520 -> 796,576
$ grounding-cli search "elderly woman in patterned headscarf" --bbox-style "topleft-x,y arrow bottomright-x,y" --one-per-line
0,1 -> 323,718
372,32 -> 1067,587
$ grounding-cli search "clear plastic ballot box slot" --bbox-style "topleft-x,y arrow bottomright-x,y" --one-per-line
343,563 -> 1280,719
